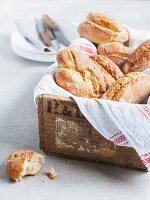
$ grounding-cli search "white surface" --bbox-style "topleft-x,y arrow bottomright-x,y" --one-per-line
1,1 -> 150,200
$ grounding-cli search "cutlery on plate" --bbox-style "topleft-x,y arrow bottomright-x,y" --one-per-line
44,23 -> 60,51
35,18 -> 52,46
36,18 -> 60,51
15,19 -> 52,52
42,14 -> 70,46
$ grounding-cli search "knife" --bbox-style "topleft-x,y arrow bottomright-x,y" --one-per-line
35,18 -> 60,51
35,18 -> 51,47
44,23 -> 60,51
42,14 -> 70,46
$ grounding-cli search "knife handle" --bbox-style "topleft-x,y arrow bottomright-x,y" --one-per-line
42,14 -> 59,31
40,32 -> 51,47
44,24 -> 55,40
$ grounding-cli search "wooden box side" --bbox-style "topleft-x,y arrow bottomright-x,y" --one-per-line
37,94 -> 147,172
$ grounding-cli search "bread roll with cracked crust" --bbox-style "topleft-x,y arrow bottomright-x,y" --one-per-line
77,12 -> 129,44
97,42 -> 133,67
90,54 -> 123,80
122,39 -> 150,74
102,72 -> 150,103
56,68 -> 99,98
56,48 -> 116,97
5,150 -> 44,181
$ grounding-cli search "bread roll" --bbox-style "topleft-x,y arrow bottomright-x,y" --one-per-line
90,54 -> 123,79
5,150 -> 44,181
97,42 -> 133,67
77,12 -> 129,44
56,48 -> 117,97
122,39 -> 150,74
56,68 -> 100,98
102,72 -> 150,103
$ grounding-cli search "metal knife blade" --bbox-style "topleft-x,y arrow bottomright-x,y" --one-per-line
53,29 -> 70,47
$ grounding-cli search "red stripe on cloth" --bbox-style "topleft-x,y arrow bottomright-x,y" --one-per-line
113,135 -> 127,145
70,44 -> 97,54
138,106 -> 150,123
109,132 -> 121,140
109,132 -> 129,145
141,152 -> 150,157
123,141 -> 129,146
143,106 -> 150,115
140,152 -> 150,168
71,41 -> 96,48
143,157 -> 150,165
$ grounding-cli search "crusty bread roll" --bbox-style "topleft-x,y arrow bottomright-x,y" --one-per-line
122,39 -> 150,74
97,42 -> 133,67
102,72 -> 150,103
56,48 -> 117,97
77,12 -> 129,44
56,68 -> 99,98
90,55 -> 123,80
5,150 -> 44,181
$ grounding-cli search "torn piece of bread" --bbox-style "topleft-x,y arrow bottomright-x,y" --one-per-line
5,150 -> 45,182
46,167 -> 58,180
102,72 -> 150,103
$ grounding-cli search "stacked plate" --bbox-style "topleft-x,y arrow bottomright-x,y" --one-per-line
11,30 -> 61,62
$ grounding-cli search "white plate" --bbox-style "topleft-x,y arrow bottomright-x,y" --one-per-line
11,30 -> 60,62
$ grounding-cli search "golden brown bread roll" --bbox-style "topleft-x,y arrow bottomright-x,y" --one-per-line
122,39 -> 150,74
56,48 -> 117,97
56,68 -> 100,98
97,42 -> 133,67
90,54 -> 123,79
77,12 -> 129,44
5,150 -> 44,181
102,72 -> 150,103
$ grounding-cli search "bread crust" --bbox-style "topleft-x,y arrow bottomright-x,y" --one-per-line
90,54 -> 123,80
56,48 -> 118,97
122,39 -> 150,74
77,21 -> 113,44
102,72 -> 150,103
77,12 -> 129,44
5,150 -> 44,181
97,42 -> 133,66
87,12 -> 122,32
55,68 -> 99,98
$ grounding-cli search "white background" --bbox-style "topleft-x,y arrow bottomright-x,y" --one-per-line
0,1 -> 150,200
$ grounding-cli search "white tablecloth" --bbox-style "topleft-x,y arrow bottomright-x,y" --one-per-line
1,1 -> 150,200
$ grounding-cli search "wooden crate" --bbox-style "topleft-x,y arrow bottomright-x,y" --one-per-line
37,94 -> 147,172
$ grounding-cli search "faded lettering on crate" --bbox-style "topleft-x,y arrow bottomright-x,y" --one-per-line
47,99 -> 83,118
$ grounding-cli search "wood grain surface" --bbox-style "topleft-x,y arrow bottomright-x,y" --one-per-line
37,94 -> 147,171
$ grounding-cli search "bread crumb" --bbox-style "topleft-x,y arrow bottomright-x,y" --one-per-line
46,167 -> 58,180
